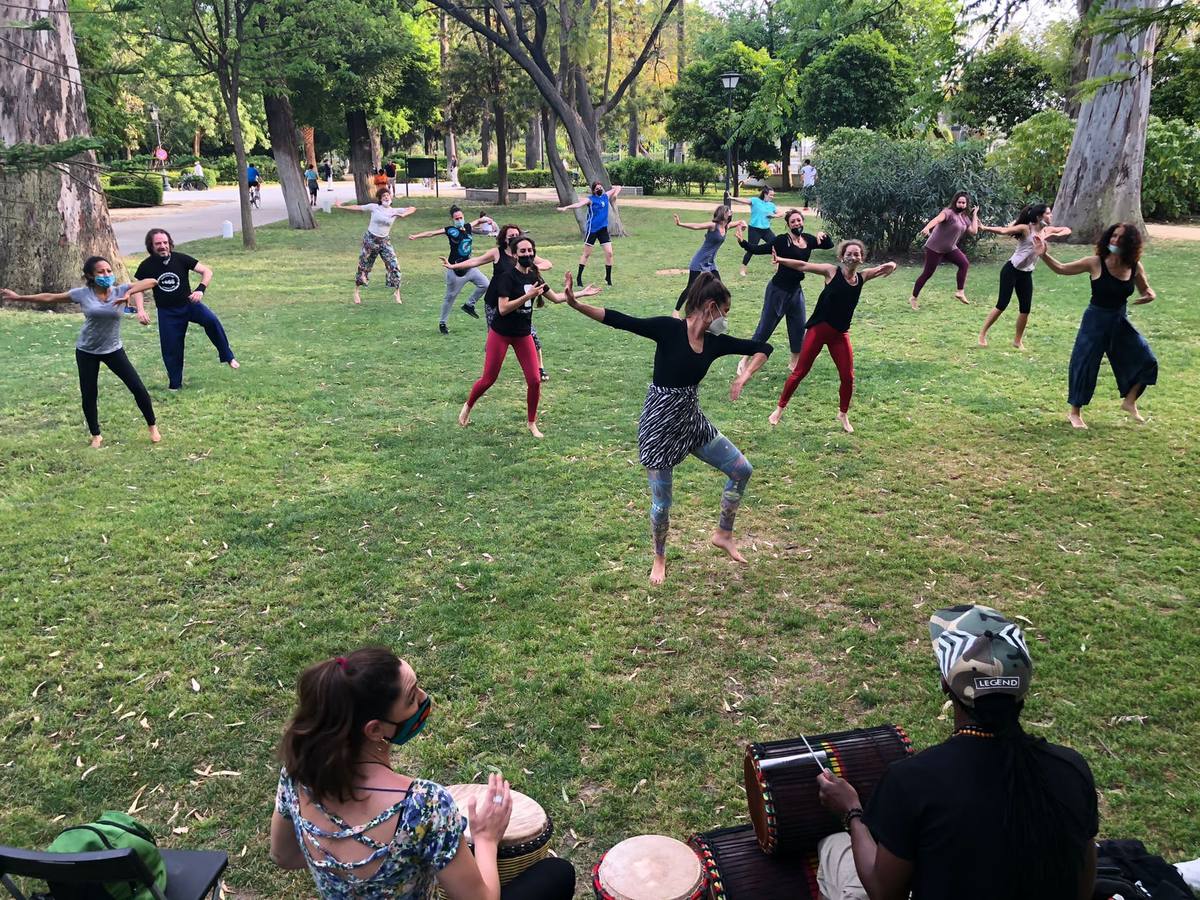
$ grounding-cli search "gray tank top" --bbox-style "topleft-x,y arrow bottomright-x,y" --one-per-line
689,226 -> 727,272
1009,227 -> 1039,272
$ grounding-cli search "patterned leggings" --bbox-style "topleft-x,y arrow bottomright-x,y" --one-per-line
355,232 -> 402,288
648,435 -> 752,557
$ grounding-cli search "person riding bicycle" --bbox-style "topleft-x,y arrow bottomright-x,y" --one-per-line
246,163 -> 261,206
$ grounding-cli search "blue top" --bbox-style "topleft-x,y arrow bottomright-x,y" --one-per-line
749,197 -> 776,230
247,165 -> 259,182
688,226 -> 727,273
305,169 -> 318,183
586,192 -> 610,232
68,284 -> 132,354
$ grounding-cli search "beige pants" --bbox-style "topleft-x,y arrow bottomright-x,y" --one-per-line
817,833 -> 869,900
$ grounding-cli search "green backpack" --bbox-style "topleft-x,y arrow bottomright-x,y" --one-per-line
47,811 -> 167,900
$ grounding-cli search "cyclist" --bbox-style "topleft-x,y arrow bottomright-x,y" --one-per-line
246,162 -> 261,207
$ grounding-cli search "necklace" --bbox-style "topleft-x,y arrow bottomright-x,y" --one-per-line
953,725 -> 995,738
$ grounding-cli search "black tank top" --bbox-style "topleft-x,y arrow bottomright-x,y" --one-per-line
1090,256 -> 1135,310
806,266 -> 864,333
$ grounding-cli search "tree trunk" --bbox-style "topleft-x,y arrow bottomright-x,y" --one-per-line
779,136 -> 792,191
526,112 -> 542,168
1054,0 -> 1158,239
481,109 -> 493,166
193,129 -> 203,158
368,125 -> 383,173
346,108 -> 374,204
543,107 -> 574,201
264,93 -> 315,230
439,12 -> 458,179
218,71 -> 257,250
495,105 -> 509,205
0,1 -> 123,302
672,0 -> 686,164
301,125 -> 318,169
627,84 -> 639,158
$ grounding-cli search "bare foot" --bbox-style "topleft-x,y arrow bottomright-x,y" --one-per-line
1012,339 -> 1025,350
1068,411 -> 1088,430
671,309 -> 682,320
148,425 -> 161,443
1121,397 -> 1146,423
394,291 -> 403,304
977,333 -> 988,347
768,407 -> 783,426
955,292 -> 970,305
228,359 -> 240,370
736,357 -> 747,377
649,555 -> 667,585
458,403 -> 472,427
353,288 -> 362,305
711,529 -> 748,564
90,435 -> 103,449
527,421 -> 544,438
837,411 -> 854,433
909,296 -> 919,310
739,267 -> 747,278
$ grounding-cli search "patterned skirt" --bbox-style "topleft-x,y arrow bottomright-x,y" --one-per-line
638,383 -> 719,470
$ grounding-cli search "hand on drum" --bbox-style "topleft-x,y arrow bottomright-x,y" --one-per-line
467,771 -> 513,844
816,768 -> 862,818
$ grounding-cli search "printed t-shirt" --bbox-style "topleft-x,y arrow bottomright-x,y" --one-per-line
444,224 -> 474,264
135,253 -> 198,309
586,193 -> 610,232
491,266 -> 540,337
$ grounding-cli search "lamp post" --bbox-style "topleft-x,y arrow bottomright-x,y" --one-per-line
148,104 -> 168,191
719,71 -> 741,209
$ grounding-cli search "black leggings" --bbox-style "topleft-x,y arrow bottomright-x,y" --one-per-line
741,227 -> 774,265
676,268 -> 721,310
996,261 -> 1034,314
499,856 -> 575,899
75,348 -> 156,436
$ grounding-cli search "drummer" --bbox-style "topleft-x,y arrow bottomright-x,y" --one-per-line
269,646 -> 576,900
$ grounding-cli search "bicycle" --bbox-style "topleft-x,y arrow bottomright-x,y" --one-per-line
248,181 -> 262,209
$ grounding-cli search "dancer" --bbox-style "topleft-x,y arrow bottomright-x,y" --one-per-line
737,208 -> 833,371
2,258 -> 161,448
340,189 -> 415,305
1034,224 -> 1157,429
909,191 -> 979,309
977,203 -> 1072,348
557,181 -> 621,286
442,224 -> 554,382
671,209 -> 746,316
132,228 -> 239,390
731,187 -> 779,277
766,241 -> 898,433
410,206 -> 495,333
459,237 -> 597,438
557,273 -> 772,585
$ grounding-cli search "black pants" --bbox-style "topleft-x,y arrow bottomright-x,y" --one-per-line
676,268 -> 721,310
996,261 -> 1034,314
741,226 -> 774,265
75,348 -> 156,436
499,857 -> 575,900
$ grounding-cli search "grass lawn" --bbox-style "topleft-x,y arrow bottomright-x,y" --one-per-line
1,201 -> 1197,896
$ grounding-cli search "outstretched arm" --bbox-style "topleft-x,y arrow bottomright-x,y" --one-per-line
1042,226 -> 1072,239
557,198 -> 590,212
564,279 -> 607,322
729,196 -> 751,207
443,248 -> 500,271
408,228 -> 445,240
919,211 -> 945,236
544,275 -> 600,304
673,214 -> 713,231
0,288 -> 73,304
534,255 -> 553,271
739,235 -> 778,256
607,185 -> 622,200
771,248 -> 834,276
1038,247 -> 1099,277
979,223 -> 1027,237
1133,263 -> 1155,304
862,262 -> 898,282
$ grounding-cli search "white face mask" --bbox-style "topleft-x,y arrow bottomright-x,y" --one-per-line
706,315 -> 728,336
1107,243 -> 1120,254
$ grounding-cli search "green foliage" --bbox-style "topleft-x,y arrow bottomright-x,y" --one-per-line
1141,117 -> 1200,221
0,138 -> 105,175
1151,44 -> 1200,124
103,176 -> 163,208
799,31 -> 914,138
599,159 -> 724,196
459,167 -> 556,189
817,130 -> 1018,254
952,38 -> 1062,133
986,110 -> 1075,201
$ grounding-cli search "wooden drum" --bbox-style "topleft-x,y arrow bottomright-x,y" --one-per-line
445,784 -> 553,884
593,834 -> 705,900
744,724 -> 912,855
688,825 -> 818,900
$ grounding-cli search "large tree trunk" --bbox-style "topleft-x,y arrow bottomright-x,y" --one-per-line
439,12 -> 459,180
193,129 -> 203,158
216,67 -> 256,250
368,125 -> 383,173
627,84 -> 639,158
779,136 -> 792,191
301,125 -> 318,169
264,93 -> 315,230
494,105 -> 509,204
346,108 -> 374,204
525,112 -> 542,168
543,107 -> 574,200
672,0 -> 685,163
1054,0 -> 1158,239
1066,0 -> 1095,118
0,1 -> 123,302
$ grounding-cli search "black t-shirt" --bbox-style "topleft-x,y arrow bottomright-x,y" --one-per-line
384,162 -> 396,178
866,735 -> 1099,900
602,310 -> 773,388
444,224 -> 475,264
484,255 -> 516,313
491,266 -> 541,337
742,232 -> 833,292
134,253 -> 199,309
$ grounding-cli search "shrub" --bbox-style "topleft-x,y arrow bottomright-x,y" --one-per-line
817,130 -> 1019,255
1141,116 -> 1200,221
987,110 -> 1074,201
105,177 -> 163,208
607,157 -> 663,194
456,165 -> 555,189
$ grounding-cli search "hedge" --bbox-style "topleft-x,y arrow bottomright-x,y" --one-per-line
459,166 -> 555,189
105,178 -> 164,208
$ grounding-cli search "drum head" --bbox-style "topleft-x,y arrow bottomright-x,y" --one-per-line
446,783 -> 548,846
598,835 -> 704,900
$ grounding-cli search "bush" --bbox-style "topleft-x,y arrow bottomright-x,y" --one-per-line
817,130 -> 1019,255
178,173 -> 209,191
987,110 -> 1074,202
457,165 -> 554,189
1141,116 -> 1200,221
105,177 -> 163,209
606,157 -> 663,194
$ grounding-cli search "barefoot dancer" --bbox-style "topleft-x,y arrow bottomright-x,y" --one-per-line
671,209 -> 746,317
557,273 -> 771,585
2,258 -> 161,448
730,187 -> 779,277
1034,224 -> 1158,430
766,241 -> 898,434
340,189 -> 415,305
909,192 -> 979,309
558,181 -> 621,286
977,204 -> 1072,348
409,206 -> 496,333
459,237 -> 598,438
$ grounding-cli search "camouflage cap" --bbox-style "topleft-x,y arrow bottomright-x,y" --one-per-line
928,605 -> 1032,707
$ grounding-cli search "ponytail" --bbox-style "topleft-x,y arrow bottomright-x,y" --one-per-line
683,272 -> 730,317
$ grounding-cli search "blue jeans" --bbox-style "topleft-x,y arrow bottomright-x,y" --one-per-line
158,302 -> 234,389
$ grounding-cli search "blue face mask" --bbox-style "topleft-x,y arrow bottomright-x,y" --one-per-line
382,694 -> 431,746
1107,243 -> 1120,255
93,275 -> 115,289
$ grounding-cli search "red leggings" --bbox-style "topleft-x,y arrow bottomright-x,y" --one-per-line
777,322 -> 855,412
467,330 -> 541,421
912,247 -> 969,297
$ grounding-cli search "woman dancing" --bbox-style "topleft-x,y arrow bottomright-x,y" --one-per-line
1034,224 -> 1157,429
730,187 -> 779,277
340,188 -> 416,305
2,257 -> 161,448
557,273 -> 772,585
977,203 -> 1072,348
459,236 -> 598,438
671,209 -> 746,316
909,191 -> 979,310
765,241 -> 898,433
270,646 -> 576,900
737,208 -> 833,372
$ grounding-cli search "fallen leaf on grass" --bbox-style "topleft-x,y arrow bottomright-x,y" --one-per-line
190,678 -> 201,692
81,765 -> 99,780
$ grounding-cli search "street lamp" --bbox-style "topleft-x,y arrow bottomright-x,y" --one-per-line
148,104 -> 169,191
720,72 -> 741,208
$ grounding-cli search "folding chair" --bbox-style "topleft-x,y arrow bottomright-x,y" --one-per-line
0,845 -> 227,900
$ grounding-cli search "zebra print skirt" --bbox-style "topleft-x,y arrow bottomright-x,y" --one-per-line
638,383 -> 719,470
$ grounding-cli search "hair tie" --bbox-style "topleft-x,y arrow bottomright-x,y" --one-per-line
335,657 -> 347,670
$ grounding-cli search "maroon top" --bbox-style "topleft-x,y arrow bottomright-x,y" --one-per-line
925,208 -> 972,254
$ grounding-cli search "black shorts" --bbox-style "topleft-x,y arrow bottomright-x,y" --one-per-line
585,227 -> 611,246
307,182 -> 318,194
248,179 -> 260,188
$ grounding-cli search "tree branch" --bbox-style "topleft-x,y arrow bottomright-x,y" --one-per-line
599,0 -> 679,117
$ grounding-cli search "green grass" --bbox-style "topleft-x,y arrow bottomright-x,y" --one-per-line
1,202 -> 1197,895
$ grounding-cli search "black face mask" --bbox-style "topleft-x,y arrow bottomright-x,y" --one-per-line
593,188 -> 603,196
518,254 -> 536,266
791,226 -> 804,236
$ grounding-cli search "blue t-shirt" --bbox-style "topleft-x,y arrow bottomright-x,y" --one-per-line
749,197 -> 776,230
304,169 -> 318,184
586,192 -> 610,232
247,165 -> 259,183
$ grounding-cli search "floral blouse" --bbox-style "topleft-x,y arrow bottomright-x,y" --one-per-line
276,768 -> 465,900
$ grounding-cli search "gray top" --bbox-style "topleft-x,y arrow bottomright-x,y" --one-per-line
68,283 -> 131,354
689,226 -> 728,273
1009,228 -> 1040,272
362,203 -> 399,238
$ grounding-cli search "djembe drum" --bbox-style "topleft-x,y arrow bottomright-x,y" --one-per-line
688,825 -> 818,900
443,784 -> 553,885
744,724 -> 912,855
593,834 -> 705,900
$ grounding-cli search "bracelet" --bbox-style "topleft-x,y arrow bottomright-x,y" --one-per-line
843,807 -> 864,831
195,283 -> 207,293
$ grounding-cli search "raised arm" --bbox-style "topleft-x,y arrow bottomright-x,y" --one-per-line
729,196 -> 752,207
1133,263 -> 1155,304
409,228 -> 445,240
607,185 -> 622,200
861,261 -> 898,283
470,215 -> 495,229
0,288 -> 73,304
673,214 -> 714,231
443,248 -> 500,271
771,248 -> 833,276
967,206 -> 980,235
556,198 -> 590,212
